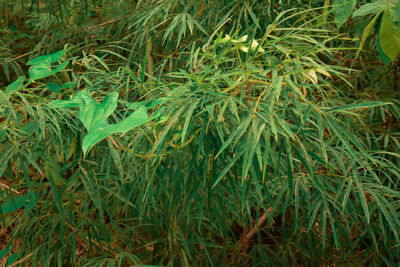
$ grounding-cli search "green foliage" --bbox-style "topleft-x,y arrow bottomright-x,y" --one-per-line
346,0 -> 400,63
0,0 -> 399,266
333,0 -> 357,27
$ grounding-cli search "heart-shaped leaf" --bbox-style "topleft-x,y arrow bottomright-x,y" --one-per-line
78,92 -> 118,131
333,0 -> 356,28
82,105 -> 152,154
26,49 -> 67,66
28,62 -> 53,80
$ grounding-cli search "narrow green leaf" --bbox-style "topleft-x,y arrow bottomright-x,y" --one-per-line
328,101 -> 390,112
355,12 -> 382,59
181,99 -> 198,144
353,171 -> 370,224
212,150 -> 244,188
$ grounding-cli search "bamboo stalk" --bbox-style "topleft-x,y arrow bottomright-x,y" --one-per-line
239,207 -> 273,251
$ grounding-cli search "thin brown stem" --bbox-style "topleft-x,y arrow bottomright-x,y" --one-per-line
239,207 -> 273,251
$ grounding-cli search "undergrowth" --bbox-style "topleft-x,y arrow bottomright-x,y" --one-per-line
1,0 -> 400,266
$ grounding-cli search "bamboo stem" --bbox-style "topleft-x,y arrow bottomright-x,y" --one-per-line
239,207 -> 273,251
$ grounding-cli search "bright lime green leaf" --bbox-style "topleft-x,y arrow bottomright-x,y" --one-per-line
28,62 -> 53,80
4,76 -> 25,95
333,0 -> 356,27
234,35 -> 248,43
239,39 -> 265,53
352,2 -> 386,18
219,34 -> 248,44
379,7 -> 400,61
127,101 -> 146,111
51,60 -> 69,73
28,56 -> 68,81
78,94 -> 108,131
127,98 -> 166,110
219,34 -> 231,43
52,92 -> 119,133
82,105 -> 152,154
51,90 -> 89,108
101,92 -> 119,118
26,49 -> 67,66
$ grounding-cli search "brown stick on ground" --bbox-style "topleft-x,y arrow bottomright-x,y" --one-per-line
239,207 -> 273,251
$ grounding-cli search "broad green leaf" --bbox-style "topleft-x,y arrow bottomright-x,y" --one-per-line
26,49 -> 67,66
82,106 -> 152,154
109,105 -> 152,132
46,81 -> 76,93
395,1 -> 400,22
0,193 -> 29,215
51,90 -> 89,108
127,98 -> 166,111
29,60 -> 68,81
5,253 -> 19,267
379,7 -> 400,61
28,62 -> 53,80
78,92 -> 118,131
61,81 -> 76,89
51,60 -> 69,73
352,2 -> 386,18
333,0 -> 356,27
0,245 -> 11,261
127,101 -> 146,111
376,27 -> 393,65
46,82 -> 62,93
100,92 -> 119,118
79,94 -> 107,131
4,76 -> 25,95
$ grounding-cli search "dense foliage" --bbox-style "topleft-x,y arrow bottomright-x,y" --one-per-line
1,0 -> 400,266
